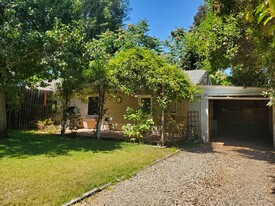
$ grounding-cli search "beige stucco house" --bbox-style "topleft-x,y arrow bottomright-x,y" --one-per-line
69,70 -> 209,131
71,93 -> 189,131
70,70 -> 275,148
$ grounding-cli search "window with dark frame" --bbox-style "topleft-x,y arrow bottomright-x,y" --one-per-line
87,97 -> 99,115
140,97 -> 152,114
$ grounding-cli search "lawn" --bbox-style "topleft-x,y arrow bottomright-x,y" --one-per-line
0,131 -> 176,206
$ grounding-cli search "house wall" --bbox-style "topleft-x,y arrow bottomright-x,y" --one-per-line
70,94 -> 138,130
105,94 -> 138,130
187,97 -> 202,135
201,73 -> 212,85
70,98 -> 88,118
71,94 -> 188,131
177,100 -> 188,120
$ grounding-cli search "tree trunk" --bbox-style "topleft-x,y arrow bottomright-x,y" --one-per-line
95,90 -> 105,139
160,108 -> 165,146
61,94 -> 69,135
0,92 -> 7,138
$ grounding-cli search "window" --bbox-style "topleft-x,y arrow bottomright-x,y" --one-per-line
87,97 -> 99,115
138,95 -> 152,114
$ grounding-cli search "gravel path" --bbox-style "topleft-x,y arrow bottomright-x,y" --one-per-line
78,142 -> 275,206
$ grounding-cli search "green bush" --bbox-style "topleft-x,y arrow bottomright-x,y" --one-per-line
164,116 -> 186,140
122,106 -> 154,143
36,118 -> 59,134
66,107 -> 81,132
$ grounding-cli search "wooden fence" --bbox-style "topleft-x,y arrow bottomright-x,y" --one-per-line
7,89 -> 56,129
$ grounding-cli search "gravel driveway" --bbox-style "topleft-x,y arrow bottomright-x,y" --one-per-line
78,142 -> 275,206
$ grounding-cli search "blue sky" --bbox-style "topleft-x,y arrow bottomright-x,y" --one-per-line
125,0 -> 204,41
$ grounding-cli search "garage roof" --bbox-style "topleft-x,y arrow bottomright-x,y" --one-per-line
185,70 -> 211,85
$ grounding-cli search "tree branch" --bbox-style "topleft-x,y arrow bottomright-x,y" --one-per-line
6,48 -> 43,69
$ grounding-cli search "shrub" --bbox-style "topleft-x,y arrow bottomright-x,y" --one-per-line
164,116 -> 186,140
66,107 -> 81,132
122,106 -> 154,143
36,118 -> 59,134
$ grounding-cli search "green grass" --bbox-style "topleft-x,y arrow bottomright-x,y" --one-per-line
0,131 -> 176,206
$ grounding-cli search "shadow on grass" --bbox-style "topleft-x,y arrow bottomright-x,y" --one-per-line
0,130 -> 125,158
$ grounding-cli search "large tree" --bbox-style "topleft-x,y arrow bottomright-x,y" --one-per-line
83,31 -> 118,139
253,0 -> 275,105
116,20 -> 161,52
208,0 -> 275,100
108,47 -> 199,145
0,0 -> 130,137
42,21 -> 88,135
164,28 -> 203,70
83,20 -> 161,139
168,0 -> 274,99
0,0 -> 77,138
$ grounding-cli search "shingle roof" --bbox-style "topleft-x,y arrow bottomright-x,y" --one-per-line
184,70 -> 209,85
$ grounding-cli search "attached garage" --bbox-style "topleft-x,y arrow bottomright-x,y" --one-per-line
210,99 -> 273,145
199,86 -> 275,148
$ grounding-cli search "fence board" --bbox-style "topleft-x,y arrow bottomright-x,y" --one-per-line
7,88 -> 55,129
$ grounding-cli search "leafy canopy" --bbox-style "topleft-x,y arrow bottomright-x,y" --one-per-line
167,0 -> 274,94
108,47 -> 199,102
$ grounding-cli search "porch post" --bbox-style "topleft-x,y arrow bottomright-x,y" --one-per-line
201,94 -> 209,142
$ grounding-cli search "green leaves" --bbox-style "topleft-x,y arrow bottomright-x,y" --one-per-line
192,12 -> 240,71
256,1 -> 271,24
166,9 -> 241,73
270,0 -> 275,16
108,47 -> 164,95
210,70 -> 232,86
109,47 -> 199,104
0,0 -> 130,90
182,0 -> 274,105
263,88 -> 275,106
117,20 -> 161,52
123,106 -> 154,141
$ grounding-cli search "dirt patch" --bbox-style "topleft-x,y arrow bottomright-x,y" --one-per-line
74,129 -> 184,145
